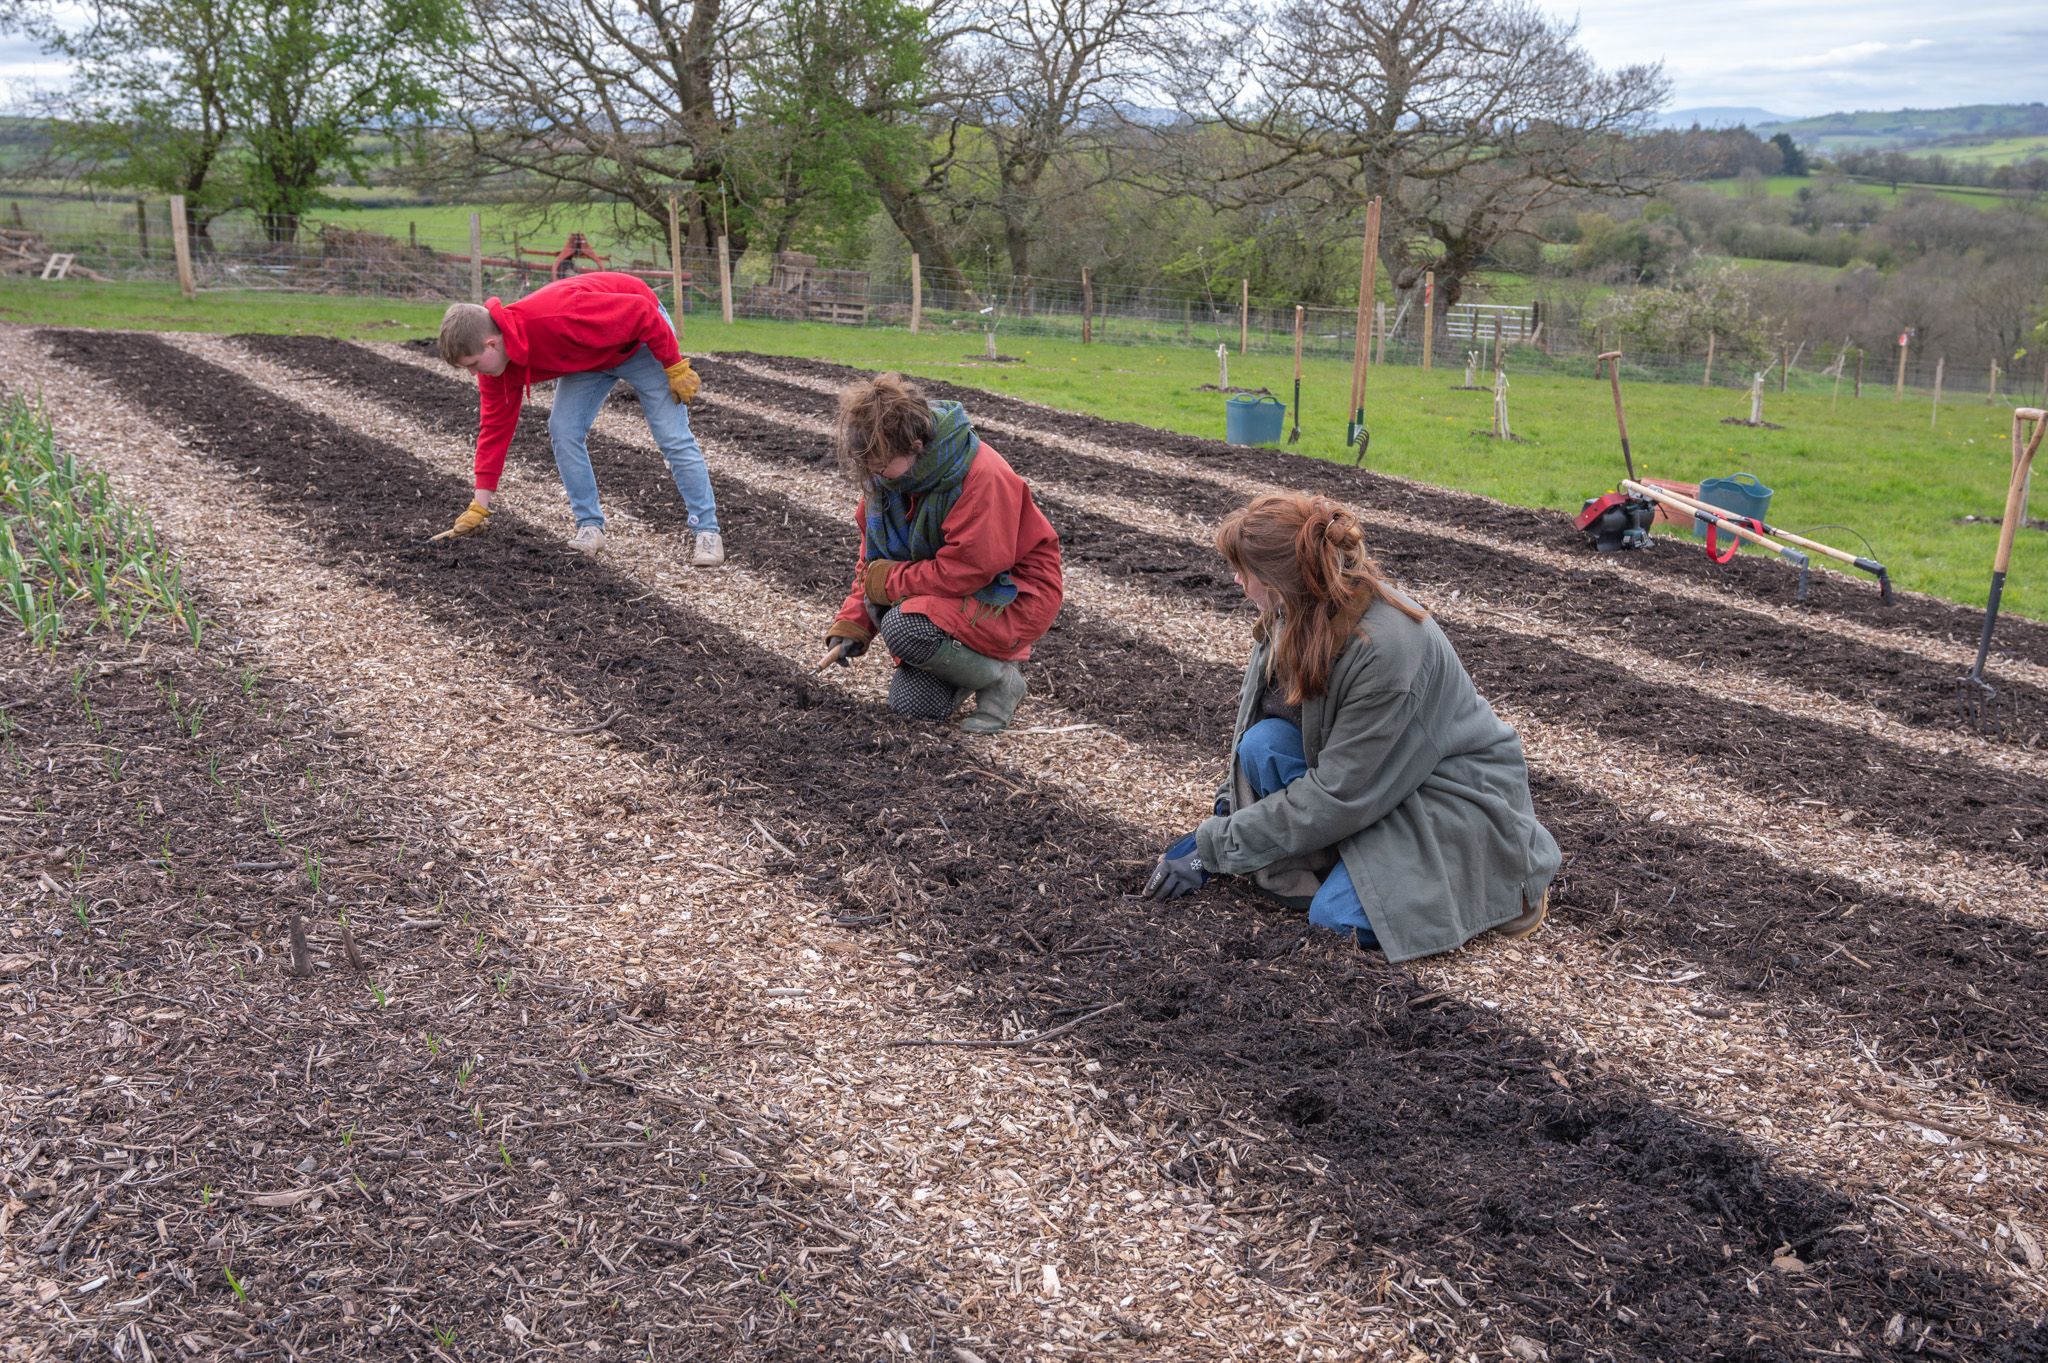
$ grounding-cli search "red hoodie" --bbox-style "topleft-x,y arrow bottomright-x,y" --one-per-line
469,272 -> 685,490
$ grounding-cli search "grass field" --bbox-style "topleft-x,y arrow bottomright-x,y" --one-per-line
1697,174 -> 2033,209
1,276 -> 2038,620
1937,134 -> 2048,166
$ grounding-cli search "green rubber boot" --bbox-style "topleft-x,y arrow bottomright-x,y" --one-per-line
921,640 -> 1029,734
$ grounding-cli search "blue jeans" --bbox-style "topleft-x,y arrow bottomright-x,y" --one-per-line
547,333 -> 718,533
1237,717 -> 1378,948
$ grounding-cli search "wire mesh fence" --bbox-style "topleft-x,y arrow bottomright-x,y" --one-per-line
5,194 -> 2044,406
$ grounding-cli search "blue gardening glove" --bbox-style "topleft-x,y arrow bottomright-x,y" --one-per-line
1143,831 -> 1209,900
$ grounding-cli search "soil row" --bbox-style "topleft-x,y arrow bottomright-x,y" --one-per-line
260,337 -> 2048,882
693,353 -> 2048,750
253,334 -> 2048,1111
724,350 -> 2048,666
62,326 -> 2045,1360
0,627 -> 919,1357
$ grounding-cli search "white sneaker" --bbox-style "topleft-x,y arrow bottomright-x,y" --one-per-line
569,524 -> 607,555
690,531 -> 726,567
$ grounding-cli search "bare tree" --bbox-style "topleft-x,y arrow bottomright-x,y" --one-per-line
444,0 -> 761,253
1177,0 -> 1668,306
943,0 -> 1188,294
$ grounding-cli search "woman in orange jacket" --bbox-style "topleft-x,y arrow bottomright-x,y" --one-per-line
817,374 -> 1064,734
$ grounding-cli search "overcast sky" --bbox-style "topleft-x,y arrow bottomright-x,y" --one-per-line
3,2 -> 2045,120
1538,0 -> 2048,116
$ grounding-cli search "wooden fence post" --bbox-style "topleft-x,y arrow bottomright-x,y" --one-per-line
1702,330 -> 1715,386
717,235 -> 734,324
168,195 -> 195,299
1894,334 -> 1909,399
1930,356 -> 1944,428
134,199 -> 149,262
666,194 -> 685,334
1780,345 -> 1790,393
1987,360 -> 2000,405
1348,198 -> 1381,428
408,220 -> 417,250
1854,349 -> 1864,398
468,212 -> 483,304
1491,314 -> 1504,376
910,253 -> 922,335
1081,267 -> 1092,345
1420,271 -> 1435,371
1239,277 -> 1249,355
1374,301 -> 1387,366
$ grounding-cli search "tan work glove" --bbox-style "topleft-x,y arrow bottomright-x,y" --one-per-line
664,358 -> 701,405
431,500 -> 492,541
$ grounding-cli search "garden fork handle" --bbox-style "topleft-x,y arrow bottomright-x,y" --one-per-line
1995,409 -> 2046,577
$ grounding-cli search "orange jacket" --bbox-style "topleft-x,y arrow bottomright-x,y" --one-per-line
832,444 -> 1064,662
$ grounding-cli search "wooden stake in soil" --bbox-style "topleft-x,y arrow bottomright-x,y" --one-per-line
717,235 -> 734,324
1420,270 -> 1436,371
1895,330 -> 1909,399
1347,197 -> 1382,452
1492,362 -> 1511,440
1491,313 -> 1504,376
134,198 -> 149,263
1239,277 -> 1249,355
1081,267 -> 1092,345
1703,330 -> 1715,386
1931,355 -> 1945,428
1987,360 -> 2000,405
1780,344 -> 1790,393
287,913 -> 312,978
909,253 -> 923,334
1855,348 -> 1864,398
169,194 -> 195,299
468,212 -> 483,304
666,194 -> 685,331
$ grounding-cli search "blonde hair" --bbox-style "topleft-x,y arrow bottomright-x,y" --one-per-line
1215,493 -> 1425,703
437,303 -> 499,365
835,373 -> 933,485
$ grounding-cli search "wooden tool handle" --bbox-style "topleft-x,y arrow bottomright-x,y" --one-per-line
1993,410 -> 2046,575
1641,481 -> 1869,570
1623,480 -> 1795,556
1292,305 -> 1305,380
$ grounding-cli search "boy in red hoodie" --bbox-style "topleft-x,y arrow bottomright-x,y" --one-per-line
433,271 -> 725,566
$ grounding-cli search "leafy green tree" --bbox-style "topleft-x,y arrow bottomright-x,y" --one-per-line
6,0 -> 464,243
227,0 -> 468,242
1770,132 -> 1807,177
7,0 -> 241,241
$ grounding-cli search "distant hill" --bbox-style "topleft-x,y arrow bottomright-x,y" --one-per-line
1758,103 -> 2048,156
1656,107 -> 1789,131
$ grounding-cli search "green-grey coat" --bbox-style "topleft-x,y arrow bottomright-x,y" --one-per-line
1195,595 -> 1559,963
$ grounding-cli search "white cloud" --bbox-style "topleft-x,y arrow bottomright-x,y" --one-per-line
1536,0 -> 2046,115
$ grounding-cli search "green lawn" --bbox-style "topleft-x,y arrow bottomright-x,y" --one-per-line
1,277 -> 2038,621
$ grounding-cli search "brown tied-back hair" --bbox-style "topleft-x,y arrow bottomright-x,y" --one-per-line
1215,493 -> 1426,704
835,372 -> 933,485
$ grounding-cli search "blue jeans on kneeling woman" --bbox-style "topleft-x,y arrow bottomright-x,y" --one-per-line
1237,717 -> 1379,949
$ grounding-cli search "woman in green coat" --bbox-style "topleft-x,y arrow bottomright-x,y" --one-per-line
1143,493 -> 1559,961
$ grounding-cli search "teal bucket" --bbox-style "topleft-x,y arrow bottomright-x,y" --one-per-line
1225,393 -> 1287,446
1693,473 -> 1773,549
